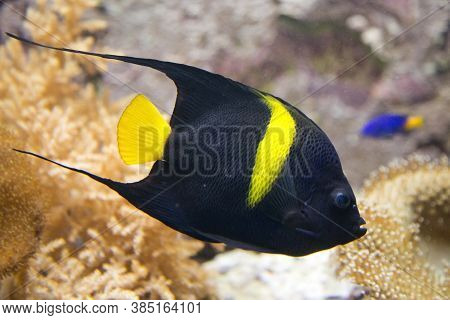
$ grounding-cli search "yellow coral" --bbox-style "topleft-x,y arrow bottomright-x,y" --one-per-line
0,129 -> 44,279
0,0 -> 212,299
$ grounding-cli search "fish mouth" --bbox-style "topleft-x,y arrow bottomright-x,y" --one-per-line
352,217 -> 367,238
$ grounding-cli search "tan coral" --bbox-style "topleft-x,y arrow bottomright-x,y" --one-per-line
337,202 -> 448,299
0,0 -> 212,299
338,155 -> 449,299
25,207 -> 210,299
0,129 -> 45,280
362,155 -> 449,241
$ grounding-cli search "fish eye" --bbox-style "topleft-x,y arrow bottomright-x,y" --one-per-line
333,192 -> 351,209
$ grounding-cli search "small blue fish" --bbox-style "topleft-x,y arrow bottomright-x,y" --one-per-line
361,113 -> 424,138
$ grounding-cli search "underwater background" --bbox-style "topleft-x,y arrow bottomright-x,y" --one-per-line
0,0 -> 448,299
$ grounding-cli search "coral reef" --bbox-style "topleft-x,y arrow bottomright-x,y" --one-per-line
1,0 -> 448,300
0,128 -> 44,280
0,0 -> 211,299
338,155 -> 449,299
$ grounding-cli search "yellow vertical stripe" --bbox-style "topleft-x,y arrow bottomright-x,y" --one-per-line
247,95 -> 297,208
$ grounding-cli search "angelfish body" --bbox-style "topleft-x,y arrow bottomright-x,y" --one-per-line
9,33 -> 367,256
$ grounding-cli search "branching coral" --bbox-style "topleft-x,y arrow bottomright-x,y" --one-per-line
338,155 -> 449,299
25,205 -> 209,299
0,0 -> 212,299
0,129 -> 44,280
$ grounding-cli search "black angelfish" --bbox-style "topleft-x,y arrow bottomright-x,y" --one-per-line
8,33 -> 366,257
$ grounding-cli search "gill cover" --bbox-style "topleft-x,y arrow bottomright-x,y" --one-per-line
117,94 -> 171,165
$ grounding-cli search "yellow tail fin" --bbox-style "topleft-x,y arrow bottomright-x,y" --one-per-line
117,94 -> 171,165
404,116 -> 424,131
